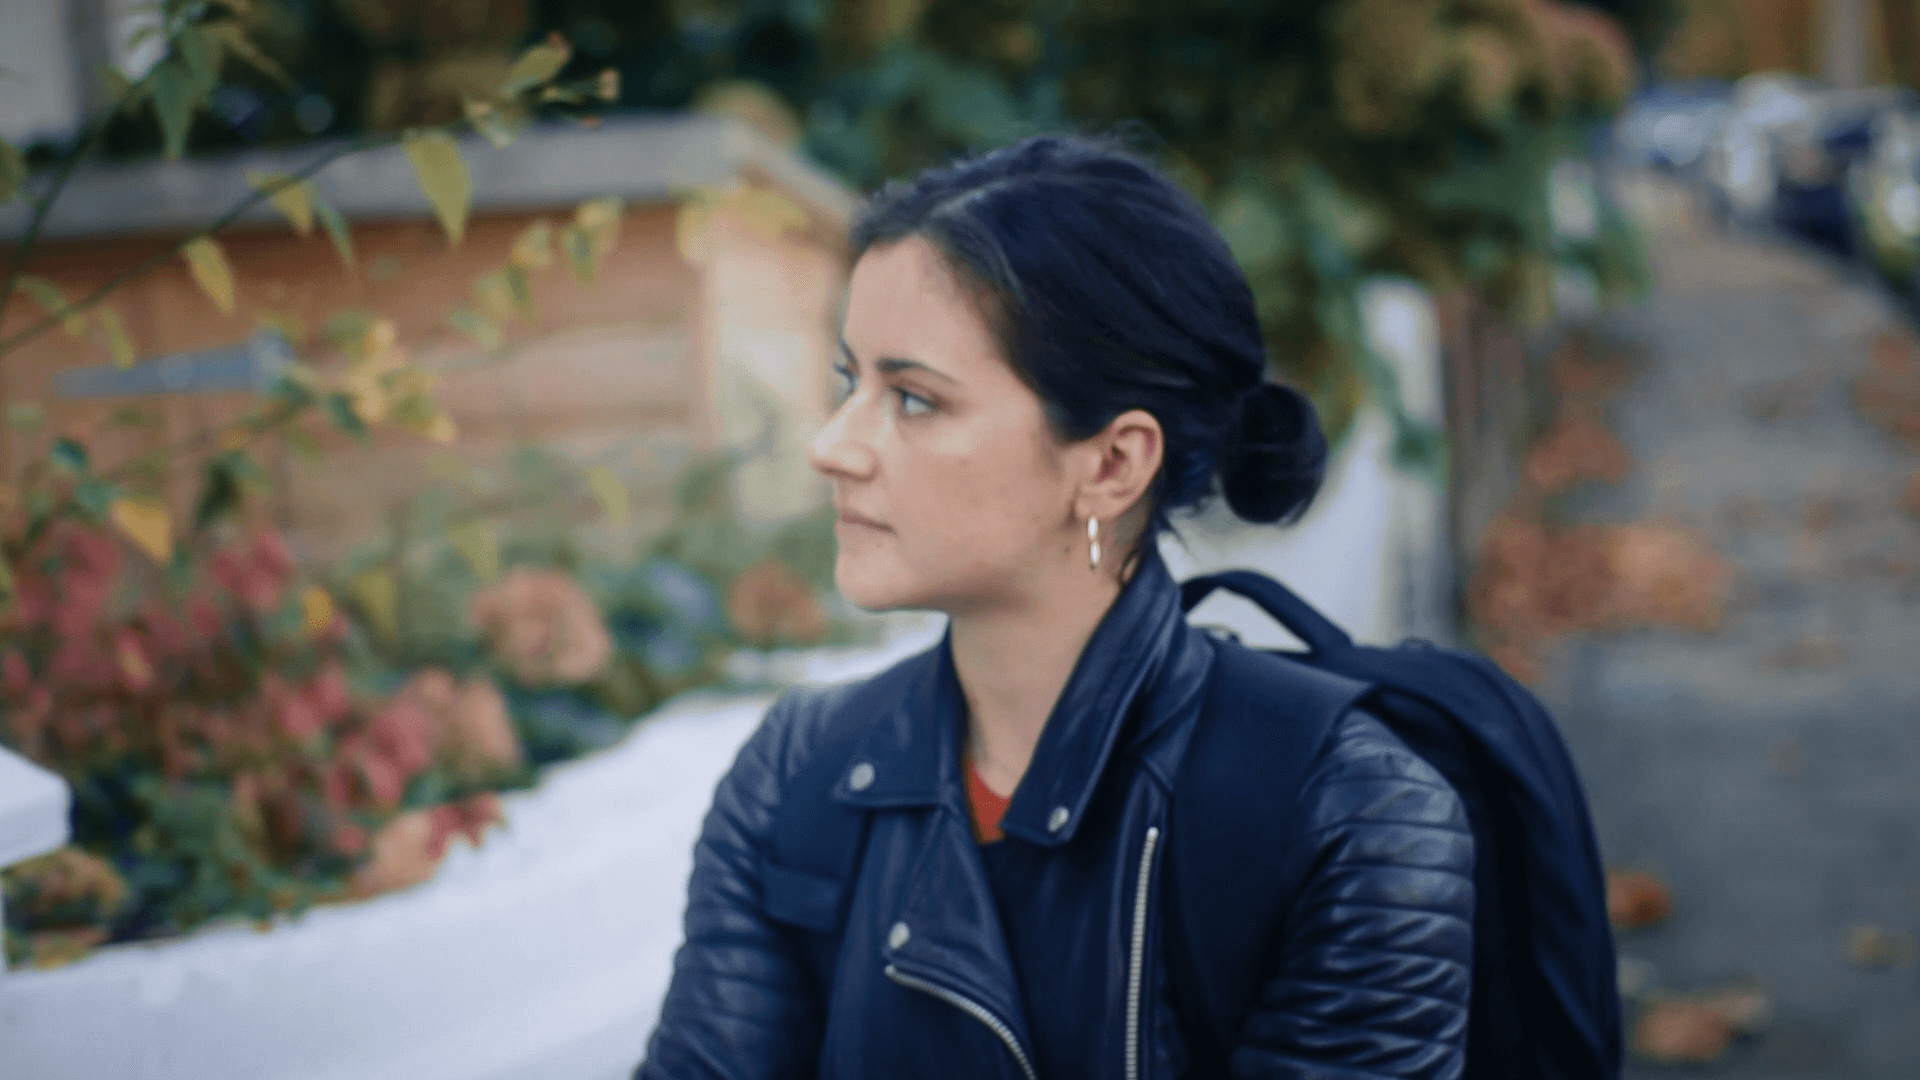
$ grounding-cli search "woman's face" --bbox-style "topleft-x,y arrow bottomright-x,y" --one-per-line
810,237 -> 1083,614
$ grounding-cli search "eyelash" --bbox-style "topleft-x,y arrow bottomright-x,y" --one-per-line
833,362 -> 933,417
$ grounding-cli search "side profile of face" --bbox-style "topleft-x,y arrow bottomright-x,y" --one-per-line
809,237 -> 1092,615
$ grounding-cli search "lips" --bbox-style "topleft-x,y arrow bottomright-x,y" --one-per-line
835,507 -> 890,531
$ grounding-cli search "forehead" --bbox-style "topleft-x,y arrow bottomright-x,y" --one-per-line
843,237 -> 1005,378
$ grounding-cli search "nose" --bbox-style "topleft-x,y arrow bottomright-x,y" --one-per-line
809,392 -> 878,481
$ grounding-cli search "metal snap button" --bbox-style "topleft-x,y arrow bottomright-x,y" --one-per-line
848,762 -> 875,791
888,921 -> 911,950
1047,806 -> 1070,833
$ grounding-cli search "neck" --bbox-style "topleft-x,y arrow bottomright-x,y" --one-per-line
947,552 -> 1137,798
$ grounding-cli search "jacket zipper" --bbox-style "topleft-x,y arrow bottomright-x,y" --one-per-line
1126,825 -> 1162,1080
884,964 -> 1039,1080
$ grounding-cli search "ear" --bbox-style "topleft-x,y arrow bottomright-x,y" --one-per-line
1074,408 -> 1164,523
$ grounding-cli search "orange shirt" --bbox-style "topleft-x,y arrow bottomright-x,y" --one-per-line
965,762 -> 1012,844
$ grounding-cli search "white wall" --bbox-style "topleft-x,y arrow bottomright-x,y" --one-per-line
1163,278 -> 1451,649
0,0 -> 85,145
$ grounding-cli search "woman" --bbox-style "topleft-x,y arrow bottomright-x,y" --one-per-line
639,135 -> 1474,1080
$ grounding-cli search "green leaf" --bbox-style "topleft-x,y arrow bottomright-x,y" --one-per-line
18,276 -> 86,335
246,171 -> 313,235
148,59 -> 197,160
193,451 -> 262,528
0,140 -> 24,204
471,270 -> 516,321
283,425 -> 321,463
321,392 -> 368,440
175,25 -> 223,101
559,223 -> 595,283
504,265 -> 534,317
402,130 -> 471,246
98,63 -> 135,108
447,521 -> 500,582
447,308 -> 502,349
75,477 -> 119,520
312,194 -> 356,270
499,38 -> 572,98
110,404 -> 163,429
5,403 -> 46,431
463,98 -> 527,148
50,438 -> 90,474
99,308 -> 137,367
202,21 -> 289,86
586,465 -> 630,524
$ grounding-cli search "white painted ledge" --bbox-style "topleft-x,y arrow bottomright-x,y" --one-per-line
0,618 -> 943,1080
0,747 -> 68,872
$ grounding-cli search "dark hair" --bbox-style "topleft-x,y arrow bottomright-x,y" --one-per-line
848,133 -> 1326,531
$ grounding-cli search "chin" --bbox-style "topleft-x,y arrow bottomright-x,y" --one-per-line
833,550 -> 928,613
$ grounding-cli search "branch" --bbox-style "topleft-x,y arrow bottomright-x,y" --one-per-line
0,74 -> 152,330
0,132 -> 400,359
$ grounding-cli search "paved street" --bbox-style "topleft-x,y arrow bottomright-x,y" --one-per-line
1535,174 -> 1920,1077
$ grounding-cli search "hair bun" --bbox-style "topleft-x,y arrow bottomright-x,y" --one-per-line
1218,382 -> 1327,524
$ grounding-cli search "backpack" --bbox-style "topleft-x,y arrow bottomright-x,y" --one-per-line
761,571 -> 1622,1080
1173,570 -> 1621,1080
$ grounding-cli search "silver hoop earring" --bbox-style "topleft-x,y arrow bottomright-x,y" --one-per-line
1087,517 -> 1101,571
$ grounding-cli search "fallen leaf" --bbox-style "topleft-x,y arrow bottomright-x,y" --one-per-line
1608,869 -> 1673,929
1763,634 -> 1846,670
1845,923 -> 1917,969
1523,412 -> 1632,493
1696,980 -> 1773,1036
1632,1001 -> 1733,1063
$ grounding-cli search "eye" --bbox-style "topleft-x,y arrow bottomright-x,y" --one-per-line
894,388 -> 933,417
831,362 -> 856,402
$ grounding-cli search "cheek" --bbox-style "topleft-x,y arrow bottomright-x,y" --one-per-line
893,426 -> 1062,564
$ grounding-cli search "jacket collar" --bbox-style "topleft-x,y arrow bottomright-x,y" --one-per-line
835,545 -> 1202,847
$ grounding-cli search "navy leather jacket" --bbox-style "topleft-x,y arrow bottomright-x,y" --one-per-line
639,552 -> 1475,1079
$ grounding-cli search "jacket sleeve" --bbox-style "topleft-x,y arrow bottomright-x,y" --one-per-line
637,692 -> 825,1080
1230,708 -> 1476,1080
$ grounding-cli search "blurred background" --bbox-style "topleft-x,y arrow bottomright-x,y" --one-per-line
0,0 -> 1915,1077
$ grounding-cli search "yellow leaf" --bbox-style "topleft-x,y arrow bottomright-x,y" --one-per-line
576,196 -> 624,232
448,521 -> 500,582
585,465 -> 631,525
350,569 -> 399,642
301,586 -> 334,637
403,131 -> 471,247
737,188 -> 809,240
499,36 -> 572,97
426,412 -> 457,443
98,309 -> 136,367
674,198 -> 714,268
19,275 -> 86,335
510,219 -> 553,270
109,497 -> 174,564
246,171 -> 313,236
182,237 -> 237,314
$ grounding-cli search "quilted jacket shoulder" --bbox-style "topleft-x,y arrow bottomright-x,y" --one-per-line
1226,707 -> 1475,1078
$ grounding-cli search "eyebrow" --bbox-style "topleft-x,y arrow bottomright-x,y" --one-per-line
839,339 -> 957,384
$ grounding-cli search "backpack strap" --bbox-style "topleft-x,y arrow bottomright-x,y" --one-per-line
1165,635 -> 1371,1069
